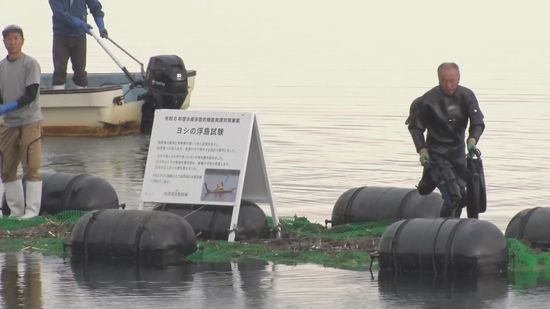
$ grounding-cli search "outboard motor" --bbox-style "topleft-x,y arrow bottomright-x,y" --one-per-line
141,55 -> 189,133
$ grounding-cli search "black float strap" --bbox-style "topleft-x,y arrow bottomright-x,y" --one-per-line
431,218 -> 449,275
442,219 -> 466,276
61,174 -> 88,210
397,189 -> 417,219
81,210 -> 103,262
517,207 -> 539,240
343,186 -> 367,223
389,219 -> 412,273
133,211 -> 155,263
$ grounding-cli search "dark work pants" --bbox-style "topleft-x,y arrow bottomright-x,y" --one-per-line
52,34 -> 88,87
417,152 -> 469,218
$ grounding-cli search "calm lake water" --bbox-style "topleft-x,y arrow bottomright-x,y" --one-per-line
3,0 -> 550,308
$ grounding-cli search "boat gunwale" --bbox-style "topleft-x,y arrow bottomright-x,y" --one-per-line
40,85 -> 123,95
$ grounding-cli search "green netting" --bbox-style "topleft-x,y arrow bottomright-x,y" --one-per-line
0,210 -> 86,256
0,216 -> 47,230
270,216 -> 390,240
507,238 -> 550,272
1,213 -> 384,269
507,238 -> 550,288
324,221 -> 389,239
8,213 -> 550,273
186,241 -> 268,264
0,210 -> 87,231
186,239 -> 372,270
186,216 -> 387,270
49,210 -> 88,224
0,238 -> 66,256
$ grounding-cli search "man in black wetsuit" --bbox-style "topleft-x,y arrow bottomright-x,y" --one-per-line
407,62 -> 485,218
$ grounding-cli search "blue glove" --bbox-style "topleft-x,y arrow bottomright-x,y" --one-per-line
94,17 -> 108,38
71,17 -> 92,33
0,101 -> 19,115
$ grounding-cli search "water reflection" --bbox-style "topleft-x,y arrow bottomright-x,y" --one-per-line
508,270 -> 550,290
70,259 -> 196,295
0,252 -> 277,309
237,260 -> 272,308
8,252 -> 550,308
189,260 -> 272,309
42,135 -> 150,209
0,253 -> 43,309
377,271 -> 509,308
69,258 -> 271,308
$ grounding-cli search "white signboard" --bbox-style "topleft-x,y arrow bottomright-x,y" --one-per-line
141,109 -> 279,241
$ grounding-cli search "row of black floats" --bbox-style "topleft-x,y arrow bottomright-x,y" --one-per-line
331,186 -> 508,275
2,172 -> 270,266
70,200 -> 270,266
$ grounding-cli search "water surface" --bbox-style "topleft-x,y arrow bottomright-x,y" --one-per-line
3,0 -> 550,308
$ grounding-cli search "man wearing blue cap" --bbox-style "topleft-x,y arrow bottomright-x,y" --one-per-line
49,0 -> 108,89
0,25 -> 43,218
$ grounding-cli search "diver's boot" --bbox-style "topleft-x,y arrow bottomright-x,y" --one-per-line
440,201 -> 461,218
466,204 -> 479,219
21,181 -> 42,219
4,180 -> 25,217
452,204 -> 463,218
440,202 -> 453,218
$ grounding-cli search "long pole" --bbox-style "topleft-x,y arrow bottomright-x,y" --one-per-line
106,37 -> 145,77
89,31 -> 138,86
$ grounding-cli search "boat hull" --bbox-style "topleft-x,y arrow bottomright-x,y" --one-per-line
39,71 -> 196,137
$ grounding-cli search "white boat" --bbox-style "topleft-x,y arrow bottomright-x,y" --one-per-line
39,69 -> 196,137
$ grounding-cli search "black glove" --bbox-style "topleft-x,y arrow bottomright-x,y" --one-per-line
467,138 -> 477,158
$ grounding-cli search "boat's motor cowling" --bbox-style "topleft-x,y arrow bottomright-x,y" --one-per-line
141,55 -> 189,132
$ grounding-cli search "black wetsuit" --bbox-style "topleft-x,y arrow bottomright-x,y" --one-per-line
407,85 -> 485,217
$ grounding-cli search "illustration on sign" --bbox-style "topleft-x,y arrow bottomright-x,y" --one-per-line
201,168 -> 240,202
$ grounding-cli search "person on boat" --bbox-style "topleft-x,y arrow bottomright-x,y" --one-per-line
215,181 -> 225,192
0,25 -> 43,218
406,62 -> 485,218
48,0 -> 108,89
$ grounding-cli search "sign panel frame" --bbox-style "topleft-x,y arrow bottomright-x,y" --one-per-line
141,110 -> 280,241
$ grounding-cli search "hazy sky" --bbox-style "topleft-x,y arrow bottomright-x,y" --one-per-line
1,0 -> 550,88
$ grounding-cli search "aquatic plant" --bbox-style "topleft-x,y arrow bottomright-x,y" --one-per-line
0,212 -> 385,270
